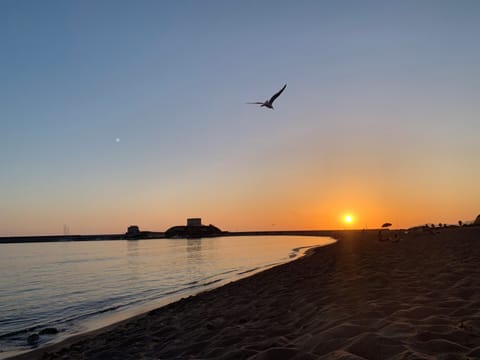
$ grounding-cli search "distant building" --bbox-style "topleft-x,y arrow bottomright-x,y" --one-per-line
165,218 -> 222,238
126,225 -> 140,236
187,218 -> 202,227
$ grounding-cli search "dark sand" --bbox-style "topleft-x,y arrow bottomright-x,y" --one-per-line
9,227 -> 480,359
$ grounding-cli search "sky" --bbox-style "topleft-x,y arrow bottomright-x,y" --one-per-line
1,0 -> 480,235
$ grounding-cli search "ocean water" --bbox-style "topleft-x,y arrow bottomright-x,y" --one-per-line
0,235 -> 334,357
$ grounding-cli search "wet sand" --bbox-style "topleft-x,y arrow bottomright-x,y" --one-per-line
10,227 -> 480,359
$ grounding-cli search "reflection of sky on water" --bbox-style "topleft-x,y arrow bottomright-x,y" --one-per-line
186,239 -> 202,262
184,238 -> 219,263
126,240 -> 140,278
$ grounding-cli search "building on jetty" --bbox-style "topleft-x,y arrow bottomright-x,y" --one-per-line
165,218 -> 223,238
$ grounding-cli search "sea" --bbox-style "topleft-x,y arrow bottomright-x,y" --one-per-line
0,235 -> 335,358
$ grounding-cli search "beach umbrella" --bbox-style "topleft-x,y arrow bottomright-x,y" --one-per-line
382,222 -> 392,228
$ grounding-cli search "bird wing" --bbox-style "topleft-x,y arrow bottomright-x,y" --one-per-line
269,84 -> 287,104
246,102 -> 264,104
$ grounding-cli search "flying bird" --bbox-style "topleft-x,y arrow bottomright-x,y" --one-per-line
247,84 -> 287,109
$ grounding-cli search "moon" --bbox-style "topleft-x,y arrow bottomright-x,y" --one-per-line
115,138 -> 120,143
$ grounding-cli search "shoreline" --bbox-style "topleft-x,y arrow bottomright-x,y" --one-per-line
7,228 -> 480,359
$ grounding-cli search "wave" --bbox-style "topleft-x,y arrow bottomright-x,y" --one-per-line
237,267 -> 260,275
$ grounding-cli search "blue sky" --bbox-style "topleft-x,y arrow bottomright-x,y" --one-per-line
1,1 -> 480,235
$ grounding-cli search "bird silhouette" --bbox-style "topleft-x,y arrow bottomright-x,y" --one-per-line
247,84 -> 287,109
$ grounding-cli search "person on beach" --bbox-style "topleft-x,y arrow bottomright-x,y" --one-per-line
378,230 -> 390,241
378,230 -> 384,241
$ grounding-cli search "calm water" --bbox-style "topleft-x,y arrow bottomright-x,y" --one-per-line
0,235 -> 334,357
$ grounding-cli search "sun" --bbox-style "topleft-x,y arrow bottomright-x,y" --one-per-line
343,214 -> 354,224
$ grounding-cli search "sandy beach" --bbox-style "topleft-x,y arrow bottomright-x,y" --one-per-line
10,227 -> 480,360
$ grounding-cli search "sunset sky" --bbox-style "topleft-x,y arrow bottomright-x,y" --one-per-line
2,1 -> 480,235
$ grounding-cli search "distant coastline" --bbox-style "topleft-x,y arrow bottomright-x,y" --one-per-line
0,233 -> 163,244
5,213 -> 478,244
0,230 -> 344,244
